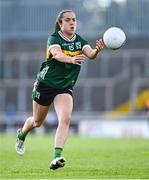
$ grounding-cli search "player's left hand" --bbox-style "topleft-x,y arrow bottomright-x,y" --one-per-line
95,39 -> 104,52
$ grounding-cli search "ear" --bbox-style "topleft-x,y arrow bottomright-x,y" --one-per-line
58,22 -> 62,28
59,23 -> 62,28
59,20 -> 62,28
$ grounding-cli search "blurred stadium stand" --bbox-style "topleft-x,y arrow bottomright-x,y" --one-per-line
0,0 -> 149,133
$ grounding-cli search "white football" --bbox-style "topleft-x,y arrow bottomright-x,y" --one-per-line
103,27 -> 126,50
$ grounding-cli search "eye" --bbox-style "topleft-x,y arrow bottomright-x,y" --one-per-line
65,18 -> 70,22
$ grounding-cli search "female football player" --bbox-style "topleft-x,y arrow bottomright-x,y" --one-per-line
15,9 -> 104,170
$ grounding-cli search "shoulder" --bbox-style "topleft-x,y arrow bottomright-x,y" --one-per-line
47,32 -> 61,45
48,32 -> 60,40
76,33 -> 87,41
75,33 -> 89,45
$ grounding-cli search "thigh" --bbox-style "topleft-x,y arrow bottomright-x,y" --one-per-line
33,100 -> 50,123
54,94 -> 73,121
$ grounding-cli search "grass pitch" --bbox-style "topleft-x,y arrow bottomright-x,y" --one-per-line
0,134 -> 149,179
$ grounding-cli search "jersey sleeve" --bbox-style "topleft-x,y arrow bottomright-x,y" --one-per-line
46,35 -> 61,60
81,38 -> 88,47
78,35 -> 90,51
47,35 -> 61,50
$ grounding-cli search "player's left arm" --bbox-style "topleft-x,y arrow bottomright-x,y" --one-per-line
83,39 -> 104,59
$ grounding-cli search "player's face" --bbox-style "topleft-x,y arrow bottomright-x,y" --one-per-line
60,12 -> 77,38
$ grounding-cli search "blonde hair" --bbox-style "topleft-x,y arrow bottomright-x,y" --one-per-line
55,9 -> 74,32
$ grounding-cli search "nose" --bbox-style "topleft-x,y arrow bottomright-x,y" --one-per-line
70,19 -> 75,24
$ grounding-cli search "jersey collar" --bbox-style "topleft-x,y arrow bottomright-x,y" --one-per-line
58,31 -> 76,42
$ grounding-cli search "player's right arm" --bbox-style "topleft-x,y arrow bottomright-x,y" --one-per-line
50,46 -> 85,65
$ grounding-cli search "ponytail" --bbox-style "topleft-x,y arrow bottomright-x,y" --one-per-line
55,22 -> 61,32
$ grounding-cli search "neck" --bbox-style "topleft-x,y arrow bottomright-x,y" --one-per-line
60,31 -> 74,40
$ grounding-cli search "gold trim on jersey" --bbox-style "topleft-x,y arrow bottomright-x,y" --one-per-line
46,48 -> 82,59
62,50 -> 82,57
46,48 -> 50,59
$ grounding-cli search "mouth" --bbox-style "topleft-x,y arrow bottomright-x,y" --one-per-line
70,27 -> 74,30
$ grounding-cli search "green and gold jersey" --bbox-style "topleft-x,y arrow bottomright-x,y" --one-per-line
37,31 -> 89,89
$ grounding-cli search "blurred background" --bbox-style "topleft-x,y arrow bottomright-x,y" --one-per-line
0,0 -> 149,137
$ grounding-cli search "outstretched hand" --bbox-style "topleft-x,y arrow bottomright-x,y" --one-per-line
95,39 -> 104,52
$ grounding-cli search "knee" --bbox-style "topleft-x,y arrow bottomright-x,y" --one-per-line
59,116 -> 71,127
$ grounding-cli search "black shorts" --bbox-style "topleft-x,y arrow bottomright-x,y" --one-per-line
32,81 -> 73,106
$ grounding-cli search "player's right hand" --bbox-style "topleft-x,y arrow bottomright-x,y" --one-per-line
71,54 -> 85,65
